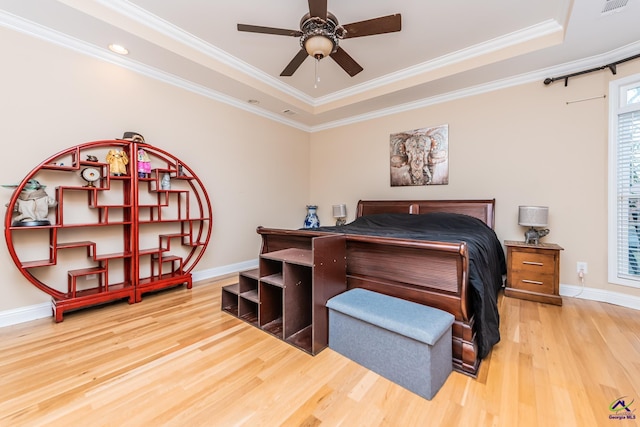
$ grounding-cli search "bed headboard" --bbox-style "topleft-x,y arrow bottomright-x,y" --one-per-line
356,199 -> 496,229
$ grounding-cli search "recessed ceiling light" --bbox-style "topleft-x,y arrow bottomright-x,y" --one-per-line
108,44 -> 129,55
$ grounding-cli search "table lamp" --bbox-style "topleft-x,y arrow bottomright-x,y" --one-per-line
333,204 -> 347,226
518,206 -> 549,245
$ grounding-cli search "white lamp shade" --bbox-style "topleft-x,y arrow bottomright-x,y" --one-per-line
304,35 -> 334,58
518,206 -> 548,227
332,204 -> 347,218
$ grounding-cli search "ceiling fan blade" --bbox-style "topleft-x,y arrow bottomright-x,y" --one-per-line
237,24 -> 302,37
343,14 -> 402,38
308,0 -> 327,19
280,49 -> 309,76
330,46 -> 363,77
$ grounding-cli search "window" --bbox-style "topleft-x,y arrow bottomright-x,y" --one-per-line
609,75 -> 640,287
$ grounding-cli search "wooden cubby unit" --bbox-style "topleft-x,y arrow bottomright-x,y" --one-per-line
238,268 -> 259,324
4,139 -> 212,322
221,234 -> 347,355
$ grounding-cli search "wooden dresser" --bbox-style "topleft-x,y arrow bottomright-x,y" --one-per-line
504,240 -> 563,306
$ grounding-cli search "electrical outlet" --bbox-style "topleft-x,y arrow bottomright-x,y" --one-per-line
576,262 -> 588,274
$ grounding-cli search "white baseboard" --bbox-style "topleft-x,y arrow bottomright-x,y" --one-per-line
191,259 -> 258,283
0,259 -> 259,328
560,283 -> 640,311
4,268 -> 636,329
0,302 -> 52,328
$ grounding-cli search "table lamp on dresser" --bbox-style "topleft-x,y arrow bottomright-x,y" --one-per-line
518,205 -> 550,245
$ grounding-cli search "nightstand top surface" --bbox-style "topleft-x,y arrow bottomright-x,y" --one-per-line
504,240 -> 563,251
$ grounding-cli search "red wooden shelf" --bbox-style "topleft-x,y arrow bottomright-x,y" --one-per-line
22,260 -> 56,268
4,139 -> 212,321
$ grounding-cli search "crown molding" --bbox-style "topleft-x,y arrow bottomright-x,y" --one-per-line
310,40 -> 640,132
69,1 -> 566,110
0,10 -> 311,132
92,0 -> 316,105
2,7 -> 639,133
314,19 -> 563,106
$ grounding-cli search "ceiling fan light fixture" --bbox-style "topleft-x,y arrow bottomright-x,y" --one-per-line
299,13 -> 341,60
304,35 -> 334,59
238,5 -> 400,78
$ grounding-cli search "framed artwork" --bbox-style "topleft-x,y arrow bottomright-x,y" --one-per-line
390,124 -> 449,186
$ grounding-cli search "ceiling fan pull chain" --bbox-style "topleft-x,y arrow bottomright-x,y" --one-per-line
314,58 -> 320,88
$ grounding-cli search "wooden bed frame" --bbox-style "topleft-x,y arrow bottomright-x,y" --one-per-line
256,199 -> 497,377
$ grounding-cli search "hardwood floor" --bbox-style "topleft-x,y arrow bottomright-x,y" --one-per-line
1,277 -> 639,426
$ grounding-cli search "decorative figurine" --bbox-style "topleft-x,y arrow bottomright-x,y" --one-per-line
3,179 -> 57,226
86,155 -> 99,162
120,131 -> 145,143
161,173 -> 171,190
137,148 -> 151,178
524,228 -> 550,245
106,149 -> 129,176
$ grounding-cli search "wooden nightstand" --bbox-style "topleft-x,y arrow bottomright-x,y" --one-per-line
504,240 -> 563,305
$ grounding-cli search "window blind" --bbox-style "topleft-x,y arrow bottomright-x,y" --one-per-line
616,109 -> 640,280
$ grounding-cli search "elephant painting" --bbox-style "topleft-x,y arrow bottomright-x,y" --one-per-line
390,124 -> 449,186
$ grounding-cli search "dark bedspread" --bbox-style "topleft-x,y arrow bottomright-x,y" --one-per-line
313,212 -> 506,359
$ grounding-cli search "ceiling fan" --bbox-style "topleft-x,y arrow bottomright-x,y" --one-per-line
237,0 -> 401,77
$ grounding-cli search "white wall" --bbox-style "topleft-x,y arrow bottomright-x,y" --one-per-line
309,60 -> 640,300
0,27 -> 310,313
3,22 -> 640,320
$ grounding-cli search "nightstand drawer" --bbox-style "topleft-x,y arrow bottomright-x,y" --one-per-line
510,251 -> 555,275
504,241 -> 563,306
509,271 -> 555,294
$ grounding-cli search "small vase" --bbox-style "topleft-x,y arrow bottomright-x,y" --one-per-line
303,205 -> 320,229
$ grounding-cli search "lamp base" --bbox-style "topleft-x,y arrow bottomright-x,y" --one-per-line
335,218 -> 346,226
524,227 -> 550,245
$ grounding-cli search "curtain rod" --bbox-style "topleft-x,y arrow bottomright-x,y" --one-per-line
543,52 -> 640,86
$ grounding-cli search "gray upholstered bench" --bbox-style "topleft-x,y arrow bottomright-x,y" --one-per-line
326,288 -> 455,400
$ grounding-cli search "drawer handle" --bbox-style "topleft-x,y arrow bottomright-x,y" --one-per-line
522,261 -> 544,266
521,279 -> 544,285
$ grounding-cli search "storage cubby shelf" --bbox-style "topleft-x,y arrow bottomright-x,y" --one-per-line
4,139 -> 212,322
260,248 -> 312,266
224,283 -> 239,294
260,273 -> 284,287
240,289 -> 258,302
242,268 -> 260,280
222,234 -> 346,355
